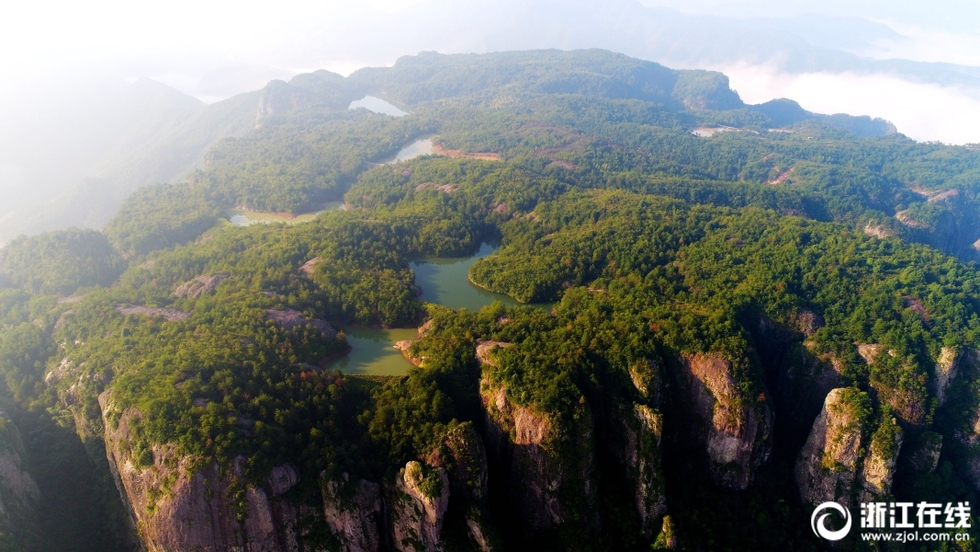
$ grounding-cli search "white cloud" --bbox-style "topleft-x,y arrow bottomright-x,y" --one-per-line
722,63 -> 980,144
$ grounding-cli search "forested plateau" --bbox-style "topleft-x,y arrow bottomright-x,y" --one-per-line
1,49 -> 980,551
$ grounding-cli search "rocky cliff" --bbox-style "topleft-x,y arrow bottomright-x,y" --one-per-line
320,475 -> 385,552
100,383 -> 503,552
391,461 -> 450,552
619,359 -> 667,537
678,353 -> 773,490
0,411 -> 41,542
478,340 -> 599,537
795,387 -> 902,507
101,393 -> 307,552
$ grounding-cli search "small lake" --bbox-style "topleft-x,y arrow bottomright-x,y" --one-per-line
382,138 -> 435,164
327,327 -> 419,376
228,202 -> 346,226
327,243 -> 531,376
349,96 -> 408,117
410,242 -> 520,310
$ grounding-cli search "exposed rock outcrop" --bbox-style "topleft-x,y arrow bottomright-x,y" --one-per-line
617,359 -> 667,536
622,403 -> 666,535
391,461 -> 450,552
864,222 -> 895,239
0,411 -> 40,536
859,418 -> 903,502
857,344 -> 928,426
101,393 -> 305,552
299,257 -> 320,276
479,370 -> 597,535
321,474 -> 384,552
796,388 -> 868,506
933,347 -> 960,407
678,354 -> 772,489
116,304 -> 190,322
475,341 -> 512,367
173,273 -> 229,298
266,308 -> 336,339
796,388 -> 903,507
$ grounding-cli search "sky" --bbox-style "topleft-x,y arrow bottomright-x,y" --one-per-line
3,0 -> 980,143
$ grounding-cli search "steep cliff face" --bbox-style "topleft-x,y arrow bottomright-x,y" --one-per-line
619,359 -> 666,536
479,370 -> 598,535
391,461 -> 450,552
622,403 -> 666,535
0,411 -> 41,540
678,354 -> 773,490
101,389 -> 498,552
859,418 -> 903,503
101,393 -> 306,552
795,388 -> 902,507
934,347 -> 960,407
320,475 -> 384,552
796,388 -> 867,506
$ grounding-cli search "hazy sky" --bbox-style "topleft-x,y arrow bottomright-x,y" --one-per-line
4,0 -> 980,143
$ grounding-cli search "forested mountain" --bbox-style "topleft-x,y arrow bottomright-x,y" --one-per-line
1,49 -> 979,551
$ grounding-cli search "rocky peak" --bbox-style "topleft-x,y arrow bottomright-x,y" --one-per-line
933,347 -> 960,407
266,308 -> 337,339
479,370 -> 598,536
796,388 -> 903,507
100,394 -> 305,552
391,461 -> 450,552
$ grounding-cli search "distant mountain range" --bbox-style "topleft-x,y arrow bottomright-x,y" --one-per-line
4,0 -> 976,244
0,45 -> 901,245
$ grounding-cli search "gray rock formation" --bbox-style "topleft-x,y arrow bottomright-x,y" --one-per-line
679,354 -> 773,489
0,411 -> 40,537
796,388 -> 903,507
173,273 -> 229,298
321,474 -> 384,552
391,461 -> 450,552
480,371 -> 598,535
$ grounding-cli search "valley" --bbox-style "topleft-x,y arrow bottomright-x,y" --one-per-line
0,49 -> 979,551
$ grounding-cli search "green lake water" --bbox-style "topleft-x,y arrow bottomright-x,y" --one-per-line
327,243 -> 528,376
409,243 -> 519,310
327,327 -> 419,376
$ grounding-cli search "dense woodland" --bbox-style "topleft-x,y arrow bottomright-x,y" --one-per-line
1,49 -> 980,551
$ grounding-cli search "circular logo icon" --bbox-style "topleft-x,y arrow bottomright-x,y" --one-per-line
811,502 -> 852,541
